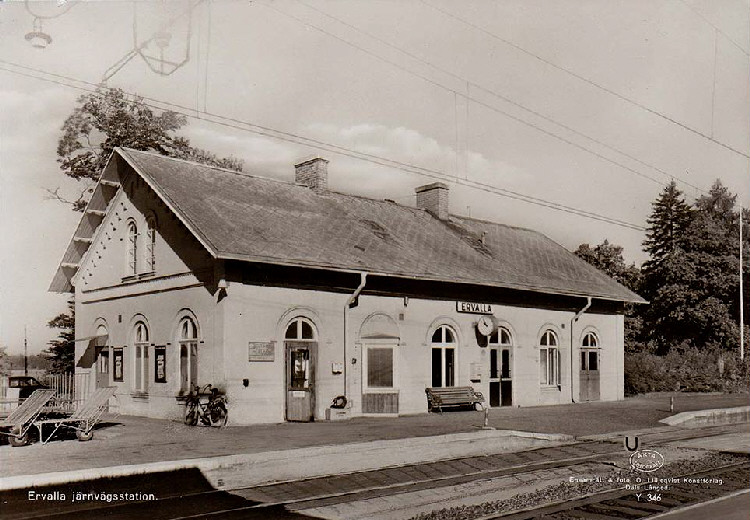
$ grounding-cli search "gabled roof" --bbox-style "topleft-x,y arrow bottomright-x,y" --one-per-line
51,147 -> 645,303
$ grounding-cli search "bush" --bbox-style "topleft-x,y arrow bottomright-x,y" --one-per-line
624,346 -> 750,396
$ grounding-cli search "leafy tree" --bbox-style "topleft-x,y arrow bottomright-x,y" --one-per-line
574,240 -> 643,352
54,87 -> 243,210
0,345 -> 9,376
43,300 -> 75,373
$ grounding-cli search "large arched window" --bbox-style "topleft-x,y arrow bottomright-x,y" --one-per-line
285,318 -> 316,391
133,321 -> 149,392
431,325 -> 456,388
581,332 -> 599,372
539,329 -> 559,386
127,221 -> 138,276
179,317 -> 199,394
145,216 -> 157,273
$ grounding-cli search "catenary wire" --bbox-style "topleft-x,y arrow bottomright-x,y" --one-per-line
419,0 -> 750,160
0,61 -> 646,231
292,0 -> 708,194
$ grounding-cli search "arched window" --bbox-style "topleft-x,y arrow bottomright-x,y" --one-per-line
179,317 -> 199,394
431,325 -> 456,388
285,318 -> 316,392
133,321 -> 149,392
488,326 -> 512,380
145,216 -> 156,273
285,317 -> 316,340
539,329 -> 559,386
581,332 -> 599,372
127,221 -> 138,275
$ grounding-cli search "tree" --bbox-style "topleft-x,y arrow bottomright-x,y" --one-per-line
574,240 -> 643,352
43,300 -> 75,373
641,181 -> 693,271
640,180 -> 745,354
54,87 -> 243,210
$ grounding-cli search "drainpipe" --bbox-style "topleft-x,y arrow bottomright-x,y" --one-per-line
570,297 -> 592,403
344,273 -> 367,399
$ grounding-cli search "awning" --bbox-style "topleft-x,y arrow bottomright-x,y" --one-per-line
74,334 -> 108,347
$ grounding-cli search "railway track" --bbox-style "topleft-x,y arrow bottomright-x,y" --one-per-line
5,423 -> 747,520
486,461 -> 750,520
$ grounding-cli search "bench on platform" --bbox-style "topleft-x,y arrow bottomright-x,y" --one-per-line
425,386 -> 484,413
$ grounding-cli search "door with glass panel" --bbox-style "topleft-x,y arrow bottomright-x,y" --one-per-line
489,327 -> 513,407
579,332 -> 600,401
285,318 -> 317,422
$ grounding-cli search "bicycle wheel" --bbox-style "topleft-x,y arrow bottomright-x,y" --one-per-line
184,401 -> 199,426
210,402 -> 228,428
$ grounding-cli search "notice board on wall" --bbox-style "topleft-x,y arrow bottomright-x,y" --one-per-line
248,341 -> 275,361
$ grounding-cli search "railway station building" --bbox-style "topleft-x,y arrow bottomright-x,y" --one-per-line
51,148 -> 644,424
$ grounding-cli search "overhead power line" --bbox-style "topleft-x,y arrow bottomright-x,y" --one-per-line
420,0 -> 750,159
676,0 -> 750,57
0,60 -> 645,231
292,0 -> 707,194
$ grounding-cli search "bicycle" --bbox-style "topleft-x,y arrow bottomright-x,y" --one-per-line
184,384 -> 228,428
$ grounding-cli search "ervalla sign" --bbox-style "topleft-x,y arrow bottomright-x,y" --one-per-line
456,301 -> 493,314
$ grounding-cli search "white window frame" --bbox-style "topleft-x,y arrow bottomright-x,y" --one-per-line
179,317 -> 199,394
488,326 -> 513,380
133,321 -> 149,393
431,325 -> 457,388
363,341 -> 398,392
539,329 -> 560,387
285,317 -> 317,341
581,332 -> 599,371
127,220 -> 138,276
145,216 -> 156,273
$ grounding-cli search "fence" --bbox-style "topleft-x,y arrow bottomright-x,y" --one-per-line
44,372 -> 92,412
0,372 -> 93,416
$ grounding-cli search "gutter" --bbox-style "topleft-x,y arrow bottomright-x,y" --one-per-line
570,296 -> 592,403
344,273 -> 367,400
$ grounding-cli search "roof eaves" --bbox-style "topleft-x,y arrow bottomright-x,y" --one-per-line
216,251 -> 646,303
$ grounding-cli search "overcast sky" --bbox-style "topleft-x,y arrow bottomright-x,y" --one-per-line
1,0 -> 748,355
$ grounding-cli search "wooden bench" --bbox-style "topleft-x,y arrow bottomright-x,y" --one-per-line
425,386 -> 484,413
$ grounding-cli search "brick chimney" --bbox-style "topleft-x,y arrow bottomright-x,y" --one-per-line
415,182 -> 449,220
295,157 -> 328,191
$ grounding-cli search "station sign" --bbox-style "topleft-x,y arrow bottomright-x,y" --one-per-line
456,301 -> 493,314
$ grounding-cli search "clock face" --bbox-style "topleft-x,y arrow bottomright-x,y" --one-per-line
477,315 -> 495,336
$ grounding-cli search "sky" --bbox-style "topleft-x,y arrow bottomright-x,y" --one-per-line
1,0 -> 748,355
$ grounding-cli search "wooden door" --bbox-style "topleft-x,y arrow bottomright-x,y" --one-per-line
95,346 -> 110,389
579,349 -> 600,401
285,341 -> 316,422
489,347 -> 513,407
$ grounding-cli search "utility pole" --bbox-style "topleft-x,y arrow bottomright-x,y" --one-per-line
24,326 -> 28,376
740,206 -> 744,361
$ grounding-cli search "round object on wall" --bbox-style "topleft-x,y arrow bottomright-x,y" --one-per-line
476,315 -> 497,337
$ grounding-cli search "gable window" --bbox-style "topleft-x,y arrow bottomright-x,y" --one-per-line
127,221 -> 138,276
539,329 -> 560,386
179,317 -> 199,394
431,325 -> 456,388
145,216 -> 156,273
133,321 -> 149,393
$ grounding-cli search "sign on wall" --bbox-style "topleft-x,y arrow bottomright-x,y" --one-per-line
456,301 -> 493,314
248,341 -> 275,362
113,348 -> 123,382
154,346 -> 167,383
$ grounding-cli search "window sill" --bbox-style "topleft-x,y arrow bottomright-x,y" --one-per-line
131,392 -> 149,400
540,385 -> 561,391
363,388 -> 399,394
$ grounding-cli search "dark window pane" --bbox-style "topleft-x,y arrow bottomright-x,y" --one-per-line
285,324 -> 296,339
431,348 -> 442,387
540,332 -> 548,346
490,349 -> 498,379
539,349 -> 547,383
581,351 -> 587,370
549,332 -> 557,346
445,327 -> 455,343
501,329 -> 511,345
589,351 -> 598,371
301,321 -> 314,339
501,349 -> 511,379
489,330 -> 498,344
432,328 -> 442,343
367,348 -> 393,388
445,348 -> 454,387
